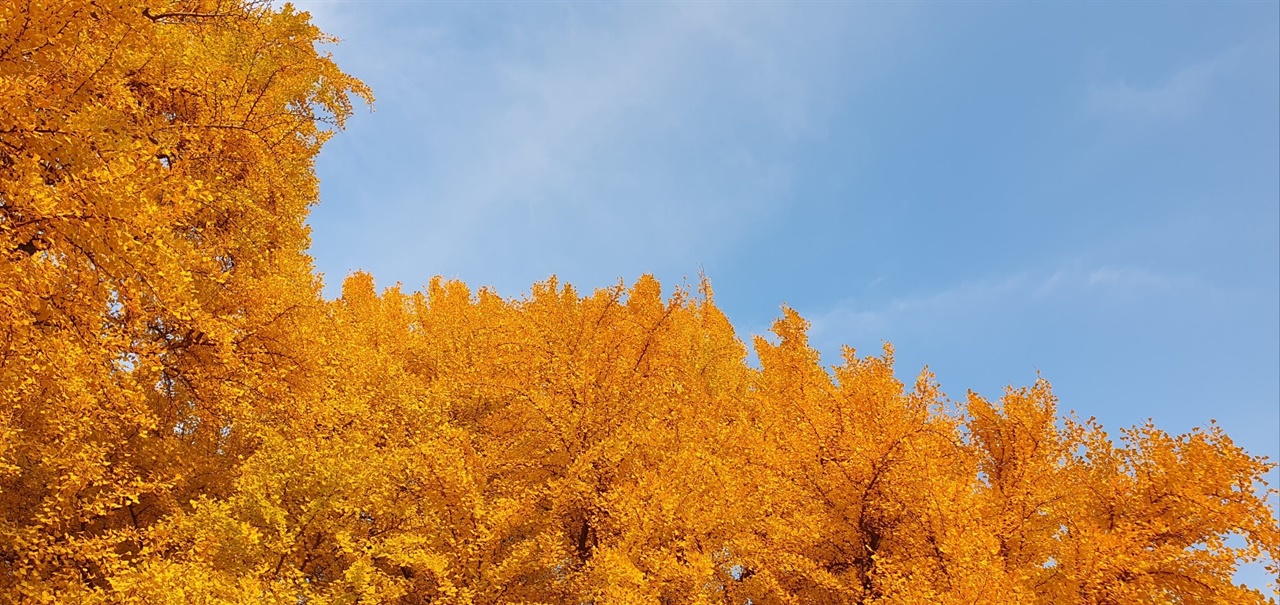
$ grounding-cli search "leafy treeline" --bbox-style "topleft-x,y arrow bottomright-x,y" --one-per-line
1,1 -> 1276,603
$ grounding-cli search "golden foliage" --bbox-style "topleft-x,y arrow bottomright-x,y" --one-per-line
1,2 -> 1277,603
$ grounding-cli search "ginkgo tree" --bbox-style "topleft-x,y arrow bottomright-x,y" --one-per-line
1,0 -> 368,600
1,2 -> 1276,604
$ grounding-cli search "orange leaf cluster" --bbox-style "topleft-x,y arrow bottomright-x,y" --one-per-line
1,2 -> 1276,603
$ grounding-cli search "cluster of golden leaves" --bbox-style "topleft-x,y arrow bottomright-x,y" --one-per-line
1,2 -> 1277,603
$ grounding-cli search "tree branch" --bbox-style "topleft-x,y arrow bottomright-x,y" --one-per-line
142,8 -> 232,22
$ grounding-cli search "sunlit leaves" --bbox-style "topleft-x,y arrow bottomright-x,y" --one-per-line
1,2 -> 1275,603
1,0 -> 367,600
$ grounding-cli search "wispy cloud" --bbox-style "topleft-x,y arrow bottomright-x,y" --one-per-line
1088,63 -> 1214,120
293,2 -> 915,294
1086,46 -> 1244,121
805,263 -> 1211,347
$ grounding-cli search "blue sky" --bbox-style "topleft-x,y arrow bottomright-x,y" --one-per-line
295,0 -> 1278,586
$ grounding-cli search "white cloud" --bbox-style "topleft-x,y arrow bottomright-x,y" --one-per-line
1088,63 -> 1214,120
1086,46 -> 1244,120
1084,266 -> 1176,290
806,262 -> 1211,345
292,2 -> 916,294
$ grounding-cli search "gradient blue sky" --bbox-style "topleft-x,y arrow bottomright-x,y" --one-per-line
294,0 -> 1279,586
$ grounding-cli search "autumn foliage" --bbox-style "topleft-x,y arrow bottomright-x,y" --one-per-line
1,1 -> 1277,603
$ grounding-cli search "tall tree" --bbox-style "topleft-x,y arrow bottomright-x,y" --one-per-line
0,1 -> 368,600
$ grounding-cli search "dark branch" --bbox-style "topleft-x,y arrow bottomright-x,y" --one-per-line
142,8 -> 232,22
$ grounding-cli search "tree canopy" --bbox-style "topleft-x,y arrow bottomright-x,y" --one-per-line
1,2 -> 1276,603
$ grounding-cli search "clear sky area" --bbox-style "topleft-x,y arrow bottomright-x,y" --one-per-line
294,1 -> 1279,587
